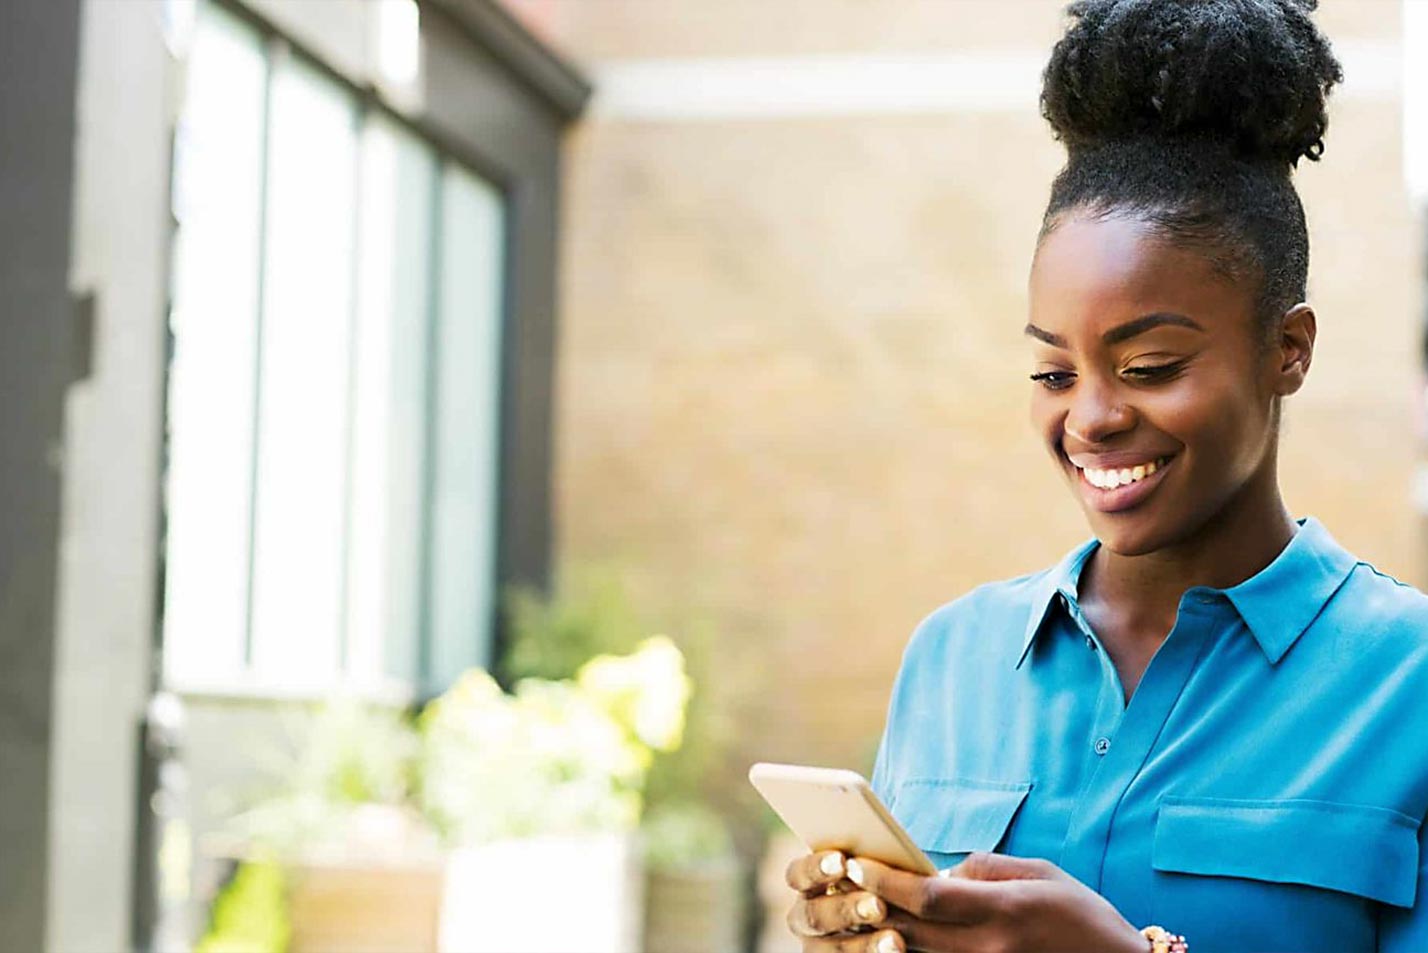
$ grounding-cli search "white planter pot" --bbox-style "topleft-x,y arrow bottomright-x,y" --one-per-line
439,831 -> 644,953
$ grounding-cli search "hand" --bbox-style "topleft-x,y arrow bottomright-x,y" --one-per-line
784,850 -> 907,953
845,852 -> 1148,953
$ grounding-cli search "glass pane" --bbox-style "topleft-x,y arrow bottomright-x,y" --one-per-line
162,3 -> 266,686
247,56 -> 358,687
426,165 -> 505,689
344,115 -> 435,687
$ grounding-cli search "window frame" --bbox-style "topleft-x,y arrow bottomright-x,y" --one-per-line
161,0 -> 526,702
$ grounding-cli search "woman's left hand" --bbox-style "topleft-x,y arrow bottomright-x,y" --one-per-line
845,852 -> 1147,953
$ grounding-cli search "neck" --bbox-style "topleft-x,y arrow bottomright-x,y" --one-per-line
1082,462 -> 1297,634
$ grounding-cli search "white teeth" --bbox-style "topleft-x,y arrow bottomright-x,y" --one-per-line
1081,457 -> 1165,490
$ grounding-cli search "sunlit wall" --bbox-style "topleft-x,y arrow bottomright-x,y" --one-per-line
511,0 -> 1422,797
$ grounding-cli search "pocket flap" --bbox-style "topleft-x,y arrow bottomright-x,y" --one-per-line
893,778 -> 1032,854
1153,796 -> 1421,908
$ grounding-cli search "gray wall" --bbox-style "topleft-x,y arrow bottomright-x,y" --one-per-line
46,2 -> 173,949
0,0 -> 82,950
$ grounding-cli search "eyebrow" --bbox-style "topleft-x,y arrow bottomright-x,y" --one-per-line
1024,312 -> 1207,349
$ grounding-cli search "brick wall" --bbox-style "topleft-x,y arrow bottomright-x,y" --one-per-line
518,0 -> 1423,819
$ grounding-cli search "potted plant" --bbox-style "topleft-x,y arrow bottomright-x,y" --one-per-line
195,576 -> 698,953
197,699 -> 445,953
419,636 -> 692,953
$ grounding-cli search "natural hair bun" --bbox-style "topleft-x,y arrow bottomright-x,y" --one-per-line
1041,0 -> 1343,166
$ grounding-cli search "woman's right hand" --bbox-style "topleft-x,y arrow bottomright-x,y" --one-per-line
784,850 -> 905,953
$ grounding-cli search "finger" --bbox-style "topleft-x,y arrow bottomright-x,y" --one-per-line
885,911 -> 973,953
846,856 -> 1002,924
787,850 -> 848,894
786,890 -> 888,937
943,851 -> 1067,883
800,931 -> 905,953
864,929 -> 906,953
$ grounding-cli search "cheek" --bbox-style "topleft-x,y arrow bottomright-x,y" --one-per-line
1146,376 -> 1271,469
1146,389 -> 1218,443
1029,392 -> 1063,450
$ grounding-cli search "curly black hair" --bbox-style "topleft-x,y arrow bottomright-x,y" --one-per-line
1038,0 -> 1343,329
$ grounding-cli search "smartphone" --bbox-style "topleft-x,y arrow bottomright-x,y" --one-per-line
749,761 -> 938,876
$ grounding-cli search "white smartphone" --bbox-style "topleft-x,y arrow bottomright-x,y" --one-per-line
749,761 -> 938,876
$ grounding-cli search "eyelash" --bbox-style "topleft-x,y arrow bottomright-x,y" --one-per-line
1029,362 -> 1186,391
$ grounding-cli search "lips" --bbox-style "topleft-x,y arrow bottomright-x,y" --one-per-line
1067,453 -> 1176,513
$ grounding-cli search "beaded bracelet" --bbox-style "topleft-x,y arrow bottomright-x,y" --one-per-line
1141,925 -> 1189,953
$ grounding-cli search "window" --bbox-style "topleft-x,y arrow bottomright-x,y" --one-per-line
163,1 -> 506,698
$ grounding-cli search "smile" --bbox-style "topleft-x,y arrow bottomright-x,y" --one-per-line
1068,454 -> 1175,514
1079,457 -> 1170,490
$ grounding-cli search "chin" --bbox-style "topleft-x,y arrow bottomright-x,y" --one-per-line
1083,511 -> 1179,557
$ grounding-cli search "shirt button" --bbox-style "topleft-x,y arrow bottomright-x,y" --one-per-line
1094,737 -> 1111,755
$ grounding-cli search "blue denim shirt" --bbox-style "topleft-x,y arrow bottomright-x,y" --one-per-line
871,518 -> 1428,952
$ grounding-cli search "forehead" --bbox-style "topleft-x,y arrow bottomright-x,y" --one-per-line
1029,214 -> 1254,336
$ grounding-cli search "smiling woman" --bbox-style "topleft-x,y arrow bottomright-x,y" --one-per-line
781,2 -> 1428,953
1026,215 -> 1311,561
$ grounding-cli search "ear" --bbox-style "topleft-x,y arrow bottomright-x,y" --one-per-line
1272,303 -> 1316,396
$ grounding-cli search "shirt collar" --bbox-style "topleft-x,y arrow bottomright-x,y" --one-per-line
1222,517 -> 1357,664
1017,537 -> 1099,669
1015,517 -> 1357,670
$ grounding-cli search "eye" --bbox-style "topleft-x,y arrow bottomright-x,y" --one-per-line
1029,370 -> 1076,391
1122,360 -> 1187,383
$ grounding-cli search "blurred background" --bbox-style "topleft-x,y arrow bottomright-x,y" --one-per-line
2,0 -> 1425,951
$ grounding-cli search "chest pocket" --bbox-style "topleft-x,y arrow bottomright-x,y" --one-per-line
891,778 -> 1032,871
1153,796 -> 1420,908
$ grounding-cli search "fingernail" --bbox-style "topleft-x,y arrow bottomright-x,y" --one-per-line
846,858 -> 865,886
876,933 -> 900,953
819,852 -> 844,877
937,867 -> 955,878
856,895 -> 882,921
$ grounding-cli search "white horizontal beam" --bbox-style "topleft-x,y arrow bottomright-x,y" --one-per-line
587,40 -> 1399,122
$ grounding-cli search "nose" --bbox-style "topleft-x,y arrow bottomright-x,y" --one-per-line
1063,376 -> 1135,446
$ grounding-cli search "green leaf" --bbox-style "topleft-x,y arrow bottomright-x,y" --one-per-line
196,859 -> 290,953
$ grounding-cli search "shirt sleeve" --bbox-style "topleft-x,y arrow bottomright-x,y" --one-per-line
1376,812 -> 1428,952
870,718 -> 893,805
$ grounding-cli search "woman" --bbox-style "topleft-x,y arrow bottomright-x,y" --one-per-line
784,1 -> 1428,951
